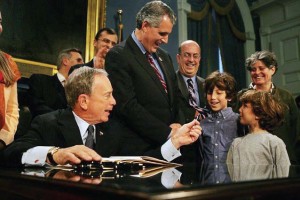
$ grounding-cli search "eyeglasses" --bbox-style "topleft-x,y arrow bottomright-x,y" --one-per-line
181,52 -> 201,59
97,38 -> 117,46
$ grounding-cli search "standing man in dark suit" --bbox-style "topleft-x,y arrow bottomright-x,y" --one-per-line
2,67 -> 202,167
176,40 -> 206,124
176,40 -> 206,162
69,28 -> 118,74
28,48 -> 83,119
105,1 -> 182,161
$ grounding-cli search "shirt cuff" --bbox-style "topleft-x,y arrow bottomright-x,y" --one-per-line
161,168 -> 182,188
161,139 -> 181,162
22,146 -> 53,167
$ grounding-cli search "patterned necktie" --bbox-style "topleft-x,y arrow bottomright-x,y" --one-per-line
85,125 -> 95,149
146,53 -> 168,93
187,78 -> 208,121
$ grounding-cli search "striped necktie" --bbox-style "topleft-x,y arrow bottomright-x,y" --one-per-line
146,53 -> 168,93
187,78 -> 208,121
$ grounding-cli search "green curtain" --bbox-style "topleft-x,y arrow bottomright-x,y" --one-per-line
187,0 -> 246,89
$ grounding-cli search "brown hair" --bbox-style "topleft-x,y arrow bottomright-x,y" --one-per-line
240,90 -> 286,132
0,51 -> 17,87
204,71 -> 236,99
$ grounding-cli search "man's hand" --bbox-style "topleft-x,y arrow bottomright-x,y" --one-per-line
171,120 -> 202,149
169,123 -> 182,137
51,145 -> 102,165
94,46 -> 110,69
93,56 -> 105,69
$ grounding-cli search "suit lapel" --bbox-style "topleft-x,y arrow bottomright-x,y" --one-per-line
52,75 -> 67,106
196,76 -> 206,107
177,72 -> 190,103
58,108 -> 83,146
94,124 -> 104,154
127,36 -> 169,101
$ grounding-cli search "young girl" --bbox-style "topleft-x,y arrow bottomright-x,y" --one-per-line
227,90 -> 290,165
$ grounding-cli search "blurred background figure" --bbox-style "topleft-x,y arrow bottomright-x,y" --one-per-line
69,28 -> 118,73
28,48 -> 83,119
0,11 -> 21,150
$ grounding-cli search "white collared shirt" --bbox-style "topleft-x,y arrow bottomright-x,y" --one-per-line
56,72 -> 66,86
73,111 -> 95,144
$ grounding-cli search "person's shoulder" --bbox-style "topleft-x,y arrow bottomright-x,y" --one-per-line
1,51 -> 13,60
33,108 -> 71,123
231,136 -> 243,146
196,75 -> 205,83
273,86 -> 296,106
111,38 -> 127,52
274,86 -> 293,97
157,47 -> 169,55
237,88 -> 250,96
265,132 -> 285,143
29,73 -> 52,81
69,63 -> 88,75
220,107 -> 239,121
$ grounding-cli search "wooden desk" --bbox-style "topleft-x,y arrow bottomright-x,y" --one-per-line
0,164 -> 300,200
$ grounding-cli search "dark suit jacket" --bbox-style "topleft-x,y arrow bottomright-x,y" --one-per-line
2,108 -> 124,167
105,35 -> 180,156
176,71 -> 206,162
68,59 -> 94,75
176,71 -> 206,124
28,74 -> 67,119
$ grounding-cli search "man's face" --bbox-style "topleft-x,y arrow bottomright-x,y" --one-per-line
177,42 -> 201,78
65,52 -> 83,72
141,15 -> 173,53
93,31 -> 118,58
68,52 -> 84,66
86,75 -> 116,124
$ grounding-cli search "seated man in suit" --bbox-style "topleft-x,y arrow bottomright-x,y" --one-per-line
28,48 -> 83,119
1,67 -> 202,167
69,28 -> 118,74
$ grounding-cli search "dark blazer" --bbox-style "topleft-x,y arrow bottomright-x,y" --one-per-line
176,71 -> 206,124
176,71 -> 206,162
2,108 -> 124,167
28,74 -> 67,119
105,35 -> 180,156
